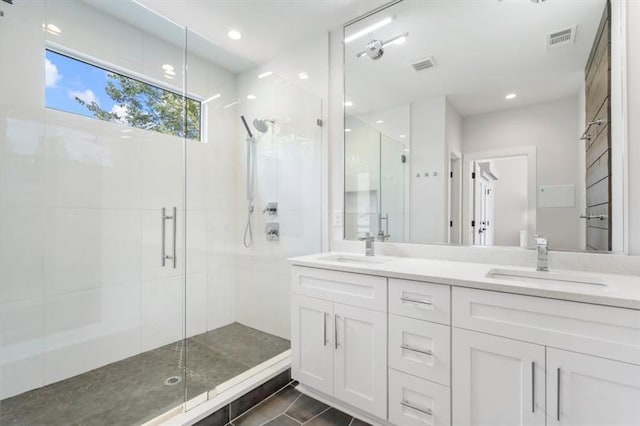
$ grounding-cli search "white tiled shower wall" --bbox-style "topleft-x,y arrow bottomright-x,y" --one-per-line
0,0 -> 326,400
0,0 -> 242,398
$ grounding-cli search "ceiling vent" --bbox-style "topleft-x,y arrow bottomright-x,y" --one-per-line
547,26 -> 577,50
411,57 -> 436,72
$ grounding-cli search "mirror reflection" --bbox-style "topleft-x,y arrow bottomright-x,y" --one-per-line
344,0 -> 616,251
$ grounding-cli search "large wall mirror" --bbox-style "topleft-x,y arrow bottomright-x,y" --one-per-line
343,0 -> 622,252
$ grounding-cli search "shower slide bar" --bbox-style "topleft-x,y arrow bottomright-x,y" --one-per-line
161,207 -> 177,268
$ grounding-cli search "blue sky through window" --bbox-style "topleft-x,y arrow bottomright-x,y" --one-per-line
44,49 -> 201,140
45,50 -> 118,118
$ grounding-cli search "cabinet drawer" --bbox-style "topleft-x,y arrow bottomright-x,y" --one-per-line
389,315 -> 450,386
389,369 -> 451,426
291,266 -> 386,311
389,279 -> 450,325
452,287 -> 640,365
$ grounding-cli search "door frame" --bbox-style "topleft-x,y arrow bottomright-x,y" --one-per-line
462,146 -> 536,247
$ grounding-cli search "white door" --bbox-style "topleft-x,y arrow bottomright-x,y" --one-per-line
333,303 -> 387,420
291,295 -> 334,395
452,328 -> 545,426
547,348 -> 640,426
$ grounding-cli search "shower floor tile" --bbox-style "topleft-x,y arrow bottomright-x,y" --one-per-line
0,323 -> 290,426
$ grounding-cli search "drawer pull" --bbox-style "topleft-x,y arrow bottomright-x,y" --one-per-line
401,401 -> 432,416
401,344 -> 433,356
400,296 -> 433,306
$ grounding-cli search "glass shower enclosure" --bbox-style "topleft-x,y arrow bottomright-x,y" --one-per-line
0,1 -> 322,424
344,116 -> 406,242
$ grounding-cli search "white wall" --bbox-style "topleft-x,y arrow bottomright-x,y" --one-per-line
410,96 -> 447,243
492,157 -> 529,246
462,97 -> 582,251
0,0 -> 238,398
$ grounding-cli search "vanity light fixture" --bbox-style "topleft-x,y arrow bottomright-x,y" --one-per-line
356,33 -> 409,59
258,71 -> 273,79
344,16 -> 393,43
505,93 -> 517,100
227,30 -> 242,40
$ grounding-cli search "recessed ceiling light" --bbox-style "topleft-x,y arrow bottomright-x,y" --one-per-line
345,128 -> 352,132
376,120 -> 384,124
399,134 -> 406,138
227,30 -> 242,40
247,94 -> 256,100
505,93 -> 517,100
46,24 -> 62,35
344,101 -> 353,107
162,64 -> 174,72
258,71 -> 273,79
298,72 -> 309,80
344,16 -> 393,44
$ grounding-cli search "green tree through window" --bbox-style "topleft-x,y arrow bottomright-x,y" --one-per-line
45,49 -> 201,141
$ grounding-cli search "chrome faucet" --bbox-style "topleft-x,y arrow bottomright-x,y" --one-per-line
536,234 -> 548,272
359,232 -> 375,256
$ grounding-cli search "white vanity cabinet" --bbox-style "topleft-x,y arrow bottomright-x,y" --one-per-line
291,267 -> 388,420
452,328 -> 546,426
451,287 -> 640,426
546,348 -> 640,426
290,261 -> 640,426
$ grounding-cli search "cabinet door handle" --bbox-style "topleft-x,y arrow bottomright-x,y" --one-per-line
557,367 -> 561,421
334,314 -> 340,349
401,344 -> 433,356
401,401 -> 432,416
531,361 -> 535,413
323,312 -> 327,347
400,296 -> 433,306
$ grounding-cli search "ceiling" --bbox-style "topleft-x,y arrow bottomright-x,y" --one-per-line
344,0 -> 607,117
135,0 -> 391,73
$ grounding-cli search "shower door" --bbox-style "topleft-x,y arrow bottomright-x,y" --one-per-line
0,1 -> 190,424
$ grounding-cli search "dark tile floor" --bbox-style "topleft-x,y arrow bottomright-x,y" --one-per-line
0,323 -> 290,426
228,385 -> 372,426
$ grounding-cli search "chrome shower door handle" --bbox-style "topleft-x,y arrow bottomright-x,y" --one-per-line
161,207 -> 177,268
161,208 -> 166,266
171,207 -> 177,269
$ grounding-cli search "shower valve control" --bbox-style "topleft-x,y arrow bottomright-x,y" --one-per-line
263,202 -> 278,216
265,223 -> 280,241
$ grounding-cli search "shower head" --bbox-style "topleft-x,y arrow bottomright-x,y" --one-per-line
240,115 -> 254,139
253,118 -> 275,134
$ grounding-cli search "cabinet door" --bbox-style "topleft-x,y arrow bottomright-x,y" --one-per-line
291,295 -> 334,395
334,303 -> 387,420
547,348 -> 640,426
453,328 -> 545,426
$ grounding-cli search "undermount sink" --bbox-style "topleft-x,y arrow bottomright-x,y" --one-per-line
317,254 -> 389,265
486,268 -> 608,286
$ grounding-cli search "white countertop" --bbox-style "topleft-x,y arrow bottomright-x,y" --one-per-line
288,252 -> 640,310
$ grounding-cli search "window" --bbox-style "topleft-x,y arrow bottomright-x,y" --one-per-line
45,49 -> 201,141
